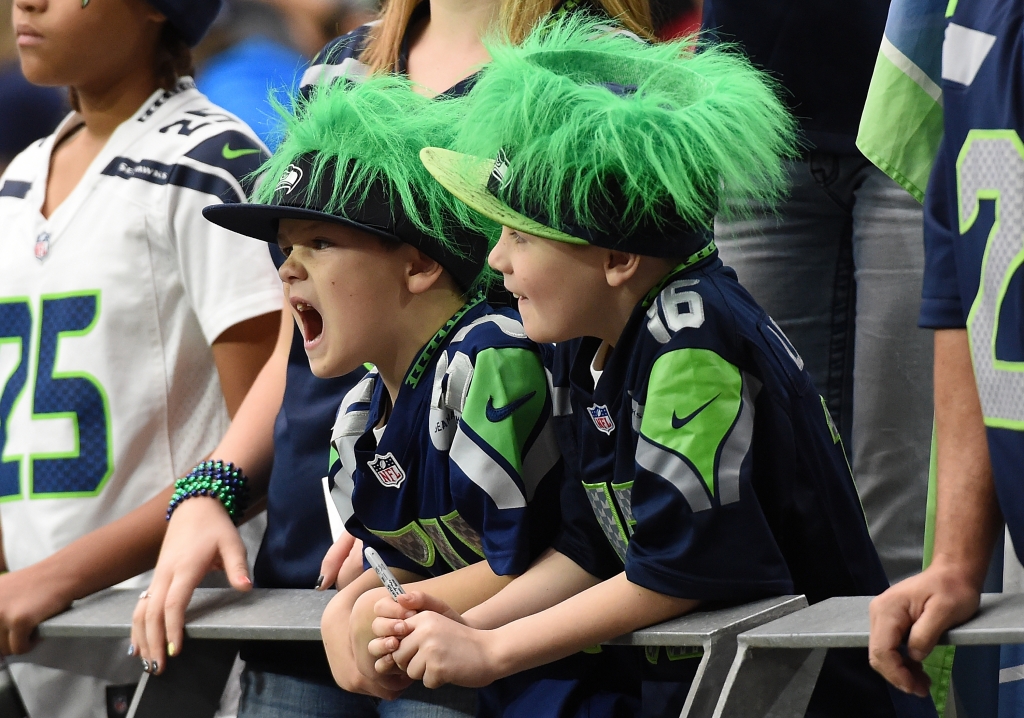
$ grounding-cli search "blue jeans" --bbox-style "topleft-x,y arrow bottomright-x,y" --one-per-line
715,154 -> 934,583
237,669 -> 477,718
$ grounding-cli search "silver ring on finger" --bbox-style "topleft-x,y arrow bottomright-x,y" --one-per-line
139,590 -> 150,600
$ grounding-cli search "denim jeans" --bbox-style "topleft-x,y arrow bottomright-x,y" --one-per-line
715,154 -> 934,583
236,669 -> 477,718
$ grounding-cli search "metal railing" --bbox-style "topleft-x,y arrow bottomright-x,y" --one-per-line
3,590 -> 1020,718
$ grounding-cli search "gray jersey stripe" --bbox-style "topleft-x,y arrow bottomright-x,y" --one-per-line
547,368 -> 572,416
630,397 -> 644,432
300,57 -> 371,88
450,430 -> 526,509
717,373 -> 762,505
521,420 -> 560,501
584,484 -> 628,562
335,409 -> 369,437
330,469 -> 355,523
443,352 -> 474,413
635,436 -> 712,512
451,315 -> 527,344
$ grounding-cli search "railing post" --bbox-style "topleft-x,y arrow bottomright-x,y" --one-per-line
126,641 -> 238,718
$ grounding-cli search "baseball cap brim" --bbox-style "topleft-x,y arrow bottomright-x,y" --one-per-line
419,147 -> 587,246
202,203 -> 402,245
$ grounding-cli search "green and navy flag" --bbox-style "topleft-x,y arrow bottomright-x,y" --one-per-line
858,1 -> 952,710
856,0 -> 948,202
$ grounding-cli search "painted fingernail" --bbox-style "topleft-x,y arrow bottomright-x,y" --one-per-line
127,645 -> 135,657
141,659 -> 149,673
314,575 -> 325,590
151,660 -> 159,674
167,642 -> 176,657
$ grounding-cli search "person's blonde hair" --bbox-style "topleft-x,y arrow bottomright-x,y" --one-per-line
360,0 -> 654,74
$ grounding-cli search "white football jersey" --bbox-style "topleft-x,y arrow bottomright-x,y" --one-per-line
0,78 -> 281,716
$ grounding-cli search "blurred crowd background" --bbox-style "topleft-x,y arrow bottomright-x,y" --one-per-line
0,0 -> 700,175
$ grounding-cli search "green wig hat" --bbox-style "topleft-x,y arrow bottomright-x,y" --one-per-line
420,16 -> 797,258
203,75 -> 494,292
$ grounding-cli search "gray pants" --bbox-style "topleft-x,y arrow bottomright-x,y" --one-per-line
715,153 -> 933,583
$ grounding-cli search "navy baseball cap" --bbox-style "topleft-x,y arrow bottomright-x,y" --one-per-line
203,152 -> 489,292
148,0 -> 223,46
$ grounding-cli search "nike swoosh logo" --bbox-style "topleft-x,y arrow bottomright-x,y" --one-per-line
486,391 -> 536,423
222,144 -> 261,160
672,394 -> 719,429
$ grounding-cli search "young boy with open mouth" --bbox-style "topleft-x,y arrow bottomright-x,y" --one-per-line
203,73 -> 639,717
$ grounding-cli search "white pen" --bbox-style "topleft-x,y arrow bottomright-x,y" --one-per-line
364,546 -> 406,601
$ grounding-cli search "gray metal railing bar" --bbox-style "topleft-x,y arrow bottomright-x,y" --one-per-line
22,588 -> 810,718
605,595 -> 807,648
38,588 -> 334,642
714,592 -> 1024,718
736,592 -> 1024,649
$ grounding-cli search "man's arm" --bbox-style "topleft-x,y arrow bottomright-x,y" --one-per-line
869,328 -> 1003,696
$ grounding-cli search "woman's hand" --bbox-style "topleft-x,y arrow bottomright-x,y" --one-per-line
130,497 -> 250,674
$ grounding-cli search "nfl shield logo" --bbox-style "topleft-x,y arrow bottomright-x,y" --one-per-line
587,404 -> 615,435
369,452 -> 407,489
34,232 -> 50,261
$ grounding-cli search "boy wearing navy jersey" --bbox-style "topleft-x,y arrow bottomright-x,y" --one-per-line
204,71 -> 635,716
368,19 -> 938,718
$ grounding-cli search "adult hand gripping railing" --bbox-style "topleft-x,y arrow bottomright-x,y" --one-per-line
713,593 -> 1024,718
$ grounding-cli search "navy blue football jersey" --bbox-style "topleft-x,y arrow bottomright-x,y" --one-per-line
550,250 -> 936,718
330,300 -> 562,578
919,0 -> 1024,569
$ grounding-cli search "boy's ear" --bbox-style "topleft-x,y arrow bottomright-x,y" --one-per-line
604,250 -> 642,288
405,247 -> 448,295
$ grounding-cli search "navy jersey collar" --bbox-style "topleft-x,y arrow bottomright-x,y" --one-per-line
569,245 -> 722,404
404,293 -> 487,389
363,297 -> 490,447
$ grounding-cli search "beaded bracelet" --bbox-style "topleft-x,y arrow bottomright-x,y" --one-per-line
166,460 -> 250,525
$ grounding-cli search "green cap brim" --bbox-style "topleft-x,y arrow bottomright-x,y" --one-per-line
419,147 -> 587,245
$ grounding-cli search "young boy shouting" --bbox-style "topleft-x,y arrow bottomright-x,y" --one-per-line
367,19 -> 937,718
203,73 -> 637,716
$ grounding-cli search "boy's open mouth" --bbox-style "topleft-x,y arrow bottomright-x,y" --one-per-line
293,300 -> 324,348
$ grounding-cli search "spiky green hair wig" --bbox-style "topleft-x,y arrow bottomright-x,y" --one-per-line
421,15 -> 797,257
237,74 -> 497,292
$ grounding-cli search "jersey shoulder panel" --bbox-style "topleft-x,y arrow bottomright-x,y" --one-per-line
440,308 -> 558,516
109,83 -> 268,204
0,136 -> 51,199
434,308 -> 542,418
448,308 -> 534,356
300,23 -> 377,91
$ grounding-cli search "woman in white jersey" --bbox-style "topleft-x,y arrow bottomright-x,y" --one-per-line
0,0 -> 282,715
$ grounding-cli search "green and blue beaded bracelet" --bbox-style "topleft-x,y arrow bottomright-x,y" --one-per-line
166,460 -> 250,525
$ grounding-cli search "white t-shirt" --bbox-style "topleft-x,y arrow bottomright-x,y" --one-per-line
0,78 -> 281,716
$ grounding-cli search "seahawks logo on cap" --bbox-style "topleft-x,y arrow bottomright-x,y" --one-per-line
275,164 -> 304,194
491,149 -> 512,191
